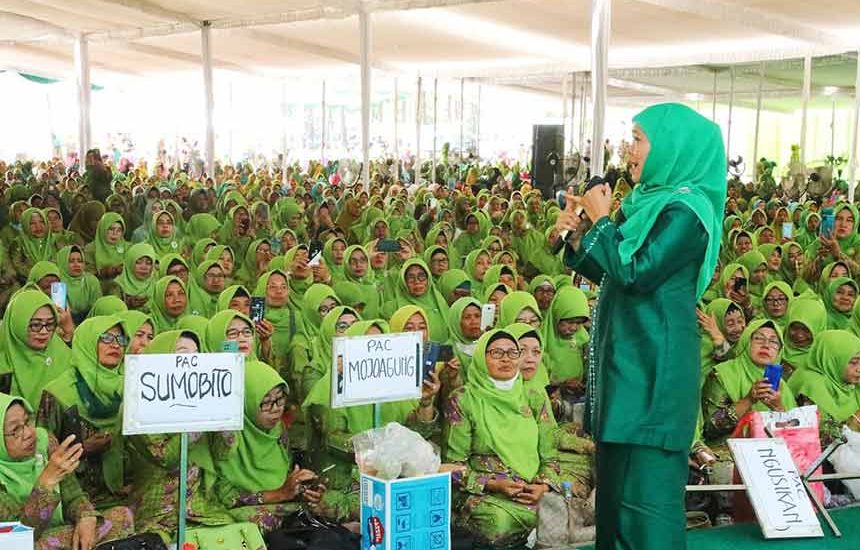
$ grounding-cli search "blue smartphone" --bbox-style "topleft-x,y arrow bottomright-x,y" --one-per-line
820,208 -> 835,237
764,364 -> 783,391
781,222 -> 793,240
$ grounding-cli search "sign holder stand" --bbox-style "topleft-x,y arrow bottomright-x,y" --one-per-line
373,403 -> 381,430
177,432 -> 189,548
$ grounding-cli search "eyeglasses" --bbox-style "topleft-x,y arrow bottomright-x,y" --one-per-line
168,267 -> 188,277
431,258 -> 449,265
99,333 -> 129,347
487,348 -> 522,360
405,273 -> 428,283
260,394 -> 287,411
28,319 -> 56,333
318,304 -> 336,316
205,273 -> 225,280
751,335 -> 782,350
4,416 -> 34,440
764,297 -> 788,306
335,321 -> 352,332
349,257 -> 368,266
225,328 -> 253,339
517,317 -> 542,328
267,284 -> 288,292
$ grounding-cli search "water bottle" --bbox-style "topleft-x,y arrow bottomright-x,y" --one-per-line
562,480 -> 573,502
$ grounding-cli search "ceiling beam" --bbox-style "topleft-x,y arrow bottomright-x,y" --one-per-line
89,0 -> 199,26
120,42 -> 262,75
632,0 -> 849,48
0,43 -> 144,76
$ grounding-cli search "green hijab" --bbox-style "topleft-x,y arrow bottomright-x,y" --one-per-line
235,239 -> 270,287
0,394 -> 62,525
758,280 -> 793,330
186,213 -> 221,242
528,275 -> 556,312
192,238 -> 217,267
342,245 -> 382,319
541,286 -> 590,383
88,295 -> 128,318
217,285 -> 250,313
824,277 -> 858,330
26,260 -> 61,287
205,245 -> 235,280
93,212 -> 127,269
282,246 -> 313,311
711,320 -> 796,411
737,250 -> 768,299
438,269 -> 471,304
625,104 -> 726,298
148,276 -> 188,333
447,297 -> 482,367
118,310 -> 155,345
115,243 -> 156,298
43,315 -> 126,492
718,263 -> 749,298
0,290 -> 71,407
498,291 -> 542,329
56,245 -> 102,318
188,260 -> 222,318
301,284 -> 341,341
385,258 -> 450,342
252,270 -> 304,357
145,210 -> 180,258
19,208 -> 55,264
506,323 -> 550,393
323,237 -> 347,280
462,329 -> 540,480
463,249 -> 491,299
782,298 -> 827,372
788,330 -> 860,422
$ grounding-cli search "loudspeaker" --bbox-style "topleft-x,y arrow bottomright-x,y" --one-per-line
531,124 -> 565,198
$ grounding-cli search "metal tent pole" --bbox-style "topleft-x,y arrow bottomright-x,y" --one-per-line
726,66 -> 736,161
752,62 -> 765,170
849,50 -> 860,202
74,35 -> 91,167
590,0 -> 611,177
432,77 -> 438,185
800,54 -> 812,165
201,22 -> 215,177
360,7 -> 372,190
415,76 -> 422,184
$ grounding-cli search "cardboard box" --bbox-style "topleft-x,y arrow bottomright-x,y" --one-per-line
361,472 -> 451,550
0,521 -> 34,549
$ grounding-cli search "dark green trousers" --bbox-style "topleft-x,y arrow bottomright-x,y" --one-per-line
596,442 -> 688,550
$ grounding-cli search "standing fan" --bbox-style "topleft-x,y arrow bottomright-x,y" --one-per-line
728,156 -> 746,178
806,165 -> 834,198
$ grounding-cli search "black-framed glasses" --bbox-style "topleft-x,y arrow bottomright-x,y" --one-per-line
764,297 -> 788,306
751,335 -> 782,350
4,416 -> 35,439
405,273 -> 428,283
487,348 -> 522,360
28,320 -> 56,333
99,333 -> 129,347
260,394 -> 287,411
225,328 -> 253,339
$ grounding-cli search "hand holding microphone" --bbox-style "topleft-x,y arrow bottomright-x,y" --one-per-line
553,176 -> 612,253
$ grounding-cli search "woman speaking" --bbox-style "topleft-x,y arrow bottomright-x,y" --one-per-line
556,103 -> 726,549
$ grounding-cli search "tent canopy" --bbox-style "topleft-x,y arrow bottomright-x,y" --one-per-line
1,0 -> 859,105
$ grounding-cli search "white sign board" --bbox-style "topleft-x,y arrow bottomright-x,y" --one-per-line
123,353 -> 245,435
331,331 -> 423,408
728,438 -> 823,539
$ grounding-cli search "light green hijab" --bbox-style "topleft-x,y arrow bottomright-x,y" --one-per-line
506,322 -> 550,393
462,329 -> 540,480
57,245 -> 102,317
824,277 -> 858,330
88,295 -> 128,318
758,280 -> 793,331
788,330 -> 860,422
342,245 -> 381,319
626,104 -> 726,299
0,394 -> 62,525
301,284 -> 341,341
217,285 -> 250,313
782,298 -> 827,373
0,290 -> 71,406
115,243 -> 156,298
188,260 -> 223,318
438,269 -> 471,304
145,210 -> 181,258
447,297 -> 482,368
93,212 -> 127,269
19,208 -> 55,264
498,291 -> 542,329
541,286 -> 590,384
148,276 -> 188,333
385,258 -> 450,342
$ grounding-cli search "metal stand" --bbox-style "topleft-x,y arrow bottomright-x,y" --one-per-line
177,432 -> 189,548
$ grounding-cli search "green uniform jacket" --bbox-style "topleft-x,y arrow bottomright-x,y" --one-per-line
564,203 -> 707,451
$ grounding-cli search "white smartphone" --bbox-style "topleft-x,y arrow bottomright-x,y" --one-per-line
480,303 -> 496,331
308,251 -> 322,267
50,282 -> 67,310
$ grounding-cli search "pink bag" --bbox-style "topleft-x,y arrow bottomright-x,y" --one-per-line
732,406 -> 824,504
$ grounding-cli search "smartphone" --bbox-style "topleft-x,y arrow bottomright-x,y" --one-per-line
308,251 -> 322,267
376,239 -> 402,253
764,364 -> 783,391
820,209 -> 835,237
250,297 -> 266,323
308,240 -> 324,260
556,189 -> 567,211
480,303 -> 496,331
437,344 -> 454,364
270,239 -> 282,255
423,343 -> 441,380
0,373 -> 11,395
579,282 -> 591,293
733,277 -> 747,293
50,282 -> 67,310
61,406 -> 83,444
781,222 -> 793,240
221,340 -> 239,353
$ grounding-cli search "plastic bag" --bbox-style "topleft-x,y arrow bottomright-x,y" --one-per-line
351,422 -> 441,480
830,425 -> 860,500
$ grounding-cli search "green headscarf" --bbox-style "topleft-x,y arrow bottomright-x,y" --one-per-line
148,276 -> 188,333
385,258 -> 450,342
627,104 -> 726,298
118,310 -> 155,345
192,238 -> 217,267
145,210 -> 181,258
282,246 -> 313,311
217,285 -> 250,313
93,212 -> 127,269
737,250 -> 768,300
824,277 -> 858,330
234,239 -> 270,287
115,243 -> 156,298
498,291 -> 542,329
447,297 -> 482,368
301,284 -> 341,341
0,394 -> 62,526
42,316 -> 126,492
718,263 -> 749,298
342,245 -> 382,319
188,260 -> 222,318
56,245 -> 102,318
463,249 -> 490,299
205,245 -> 235,280
26,260 -> 61,287
307,306 -> 360,387
758,280 -> 793,330
541,286 -> 590,384
782,298 -> 827,373
19,208 -> 55,264
528,275 -> 556,312
252,270 -> 305,361
461,329 -> 540,480
710,320 -> 796,412
323,237 -> 347,280
0,290 -> 71,407
88,295 -> 128,318
788,330 -> 860,422
186,213 -> 221,242
437,269 -> 471,304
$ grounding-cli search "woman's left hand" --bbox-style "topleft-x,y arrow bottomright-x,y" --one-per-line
73,516 -> 98,550
421,371 -> 441,403
571,183 -> 612,223
444,357 -> 461,373
57,306 -> 75,339
514,483 -> 549,506
303,483 -> 326,507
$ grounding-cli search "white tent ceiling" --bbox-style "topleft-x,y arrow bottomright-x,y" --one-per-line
1,0 -> 860,107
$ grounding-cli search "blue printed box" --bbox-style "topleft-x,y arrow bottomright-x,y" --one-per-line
360,472 -> 451,550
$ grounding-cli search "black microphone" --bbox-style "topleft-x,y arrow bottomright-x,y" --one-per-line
552,175 -> 607,254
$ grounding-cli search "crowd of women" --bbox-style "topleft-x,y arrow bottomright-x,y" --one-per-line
0,151 -> 858,549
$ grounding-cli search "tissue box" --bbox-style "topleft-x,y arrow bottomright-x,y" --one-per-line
360,472 -> 451,550
0,522 -> 34,549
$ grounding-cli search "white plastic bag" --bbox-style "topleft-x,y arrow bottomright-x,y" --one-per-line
829,426 -> 860,499
352,422 -> 441,479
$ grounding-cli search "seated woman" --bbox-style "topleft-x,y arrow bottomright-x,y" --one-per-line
464,249 -> 492,300
57,245 -> 102,325
129,330 -> 244,545
38,316 -> 129,510
10,208 -> 56,284
529,275 -> 557,317
825,277 -> 858,330
789,330 -> 860,447
498,291 -> 543,330
702,320 -> 797,449
206,311 -> 324,534
217,285 -> 251,316
424,245 -> 451,285
438,269 -> 473,306
206,245 -> 237,286
119,310 -> 156,354
782,298 -> 827,377
45,208 -> 81,250
234,239 -> 273,289
541,286 -> 591,390
114,243 -> 157,311
384,258 -> 451,342
755,281 -> 792,331
303,315 -> 440,523
252,269 -> 305,381
85,212 -> 127,293
698,298 -> 747,385
444,328 -> 560,548
0,289 -> 72,405
738,250 -> 769,310
0,394 -> 133,550
148,275 -> 189,332
323,237 -> 348,280
145,210 -> 181,259
340,245 -> 383,319
189,260 -> 227,319
446,297 -> 483,374
507,323 -> 594,501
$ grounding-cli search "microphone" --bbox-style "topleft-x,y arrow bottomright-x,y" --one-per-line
552,175 -> 608,254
